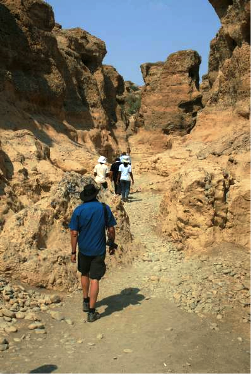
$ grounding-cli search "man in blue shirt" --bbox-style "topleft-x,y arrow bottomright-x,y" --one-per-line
69,184 -> 117,322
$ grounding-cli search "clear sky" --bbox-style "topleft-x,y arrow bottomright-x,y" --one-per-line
45,0 -> 221,85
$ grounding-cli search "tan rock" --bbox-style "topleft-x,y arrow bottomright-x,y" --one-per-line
16,312 -> 25,319
136,50 -> 202,135
1,309 -> 15,319
5,326 -> 18,333
28,322 -> 45,330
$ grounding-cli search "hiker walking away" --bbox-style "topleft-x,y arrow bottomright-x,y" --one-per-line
94,156 -> 109,189
120,151 -> 131,165
70,184 -> 117,322
110,157 -> 121,195
117,156 -> 134,202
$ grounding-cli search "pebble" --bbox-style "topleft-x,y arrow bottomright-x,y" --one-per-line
237,337 -> 243,342
50,295 -> 61,304
16,312 -> 25,319
97,333 -> 103,340
2,310 -> 15,319
150,276 -> 159,282
25,313 -> 40,321
165,328 -> 173,332
216,314 -> 223,320
0,344 -> 8,351
88,342 -> 95,346
50,312 -> 65,321
28,322 -> 45,330
35,329 -> 47,334
65,319 -> 74,325
123,349 -> 133,353
5,326 -> 18,333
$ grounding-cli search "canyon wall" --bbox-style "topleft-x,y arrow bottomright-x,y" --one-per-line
0,0 -> 133,288
141,0 -> 250,253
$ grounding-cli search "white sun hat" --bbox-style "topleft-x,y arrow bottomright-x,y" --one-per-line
98,156 -> 107,164
122,156 -> 130,163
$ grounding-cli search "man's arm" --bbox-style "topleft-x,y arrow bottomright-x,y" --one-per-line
107,226 -> 115,242
117,171 -> 121,184
130,171 -> 134,184
70,230 -> 78,263
107,226 -> 116,255
109,170 -> 113,181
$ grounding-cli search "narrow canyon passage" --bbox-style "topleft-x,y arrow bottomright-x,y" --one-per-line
0,176 -> 249,374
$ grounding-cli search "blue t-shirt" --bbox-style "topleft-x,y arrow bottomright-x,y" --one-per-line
69,200 -> 117,256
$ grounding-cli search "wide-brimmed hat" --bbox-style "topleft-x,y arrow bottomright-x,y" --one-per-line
80,184 -> 98,202
122,156 -> 130,163
98,156 -> 107,164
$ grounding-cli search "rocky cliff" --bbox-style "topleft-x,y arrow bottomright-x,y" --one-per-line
136,50 -> 203,135
142,0 -> 250,253
0,0 -> 134,289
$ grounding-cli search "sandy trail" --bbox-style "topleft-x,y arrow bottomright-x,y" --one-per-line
0,181 -> 250,373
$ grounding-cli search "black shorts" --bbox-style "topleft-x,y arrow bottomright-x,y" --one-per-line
78,252 -> 106,280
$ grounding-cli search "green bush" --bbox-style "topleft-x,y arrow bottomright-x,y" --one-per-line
126,94 -> 141,115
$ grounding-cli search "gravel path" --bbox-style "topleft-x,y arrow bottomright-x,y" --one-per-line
0,186 -> 250,373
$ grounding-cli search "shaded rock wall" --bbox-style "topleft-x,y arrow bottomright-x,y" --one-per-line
0,0 -> 130,164
0,0 -> 134,289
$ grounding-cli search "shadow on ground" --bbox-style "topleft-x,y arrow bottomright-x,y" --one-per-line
128,196 -> 143,202
97,287 -> 144,317
29,364 -> 58,373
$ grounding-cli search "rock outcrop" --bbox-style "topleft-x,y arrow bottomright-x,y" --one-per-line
0,0 -> 131,165
0,0 -> 135,289
136,50 -> 203,135
0,173 -> 132,290
148,0 -> 250,253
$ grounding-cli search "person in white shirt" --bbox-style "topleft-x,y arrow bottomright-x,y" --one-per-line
117,156 -> 134,202
120,151 -> 131,165
94,156 -> 109,189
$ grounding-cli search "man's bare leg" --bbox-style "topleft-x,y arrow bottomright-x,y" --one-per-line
89,279 -> 99,309
81,274 -> 90,298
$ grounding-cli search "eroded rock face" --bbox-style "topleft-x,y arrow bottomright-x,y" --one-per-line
202,0 -> 250,106
0,173 -> 132,290
159,160 -> 249,251
136,50 -> 203,135
0,0 -> 130,166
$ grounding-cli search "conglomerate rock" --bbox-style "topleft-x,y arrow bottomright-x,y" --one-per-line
136,50 -> 203,135
0,172 -> 132,290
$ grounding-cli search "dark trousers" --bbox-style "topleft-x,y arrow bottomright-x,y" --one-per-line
114,181 -> 121,195
120,180 -> 131,201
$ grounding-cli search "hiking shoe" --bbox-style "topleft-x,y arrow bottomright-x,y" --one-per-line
83,299 -> 90,312
87,311 -> 100,322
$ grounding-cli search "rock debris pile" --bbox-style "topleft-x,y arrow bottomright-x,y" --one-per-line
0,277 -> 67,351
